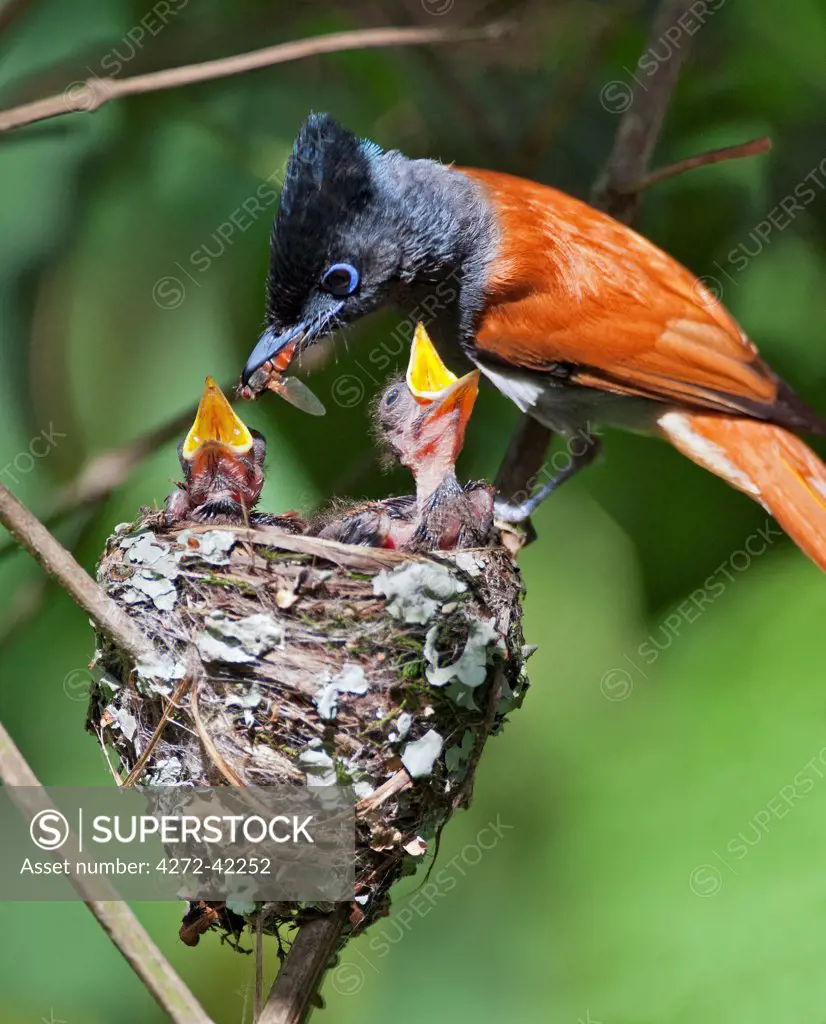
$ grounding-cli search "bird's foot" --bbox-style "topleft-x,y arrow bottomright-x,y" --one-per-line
493,497 -> 533,523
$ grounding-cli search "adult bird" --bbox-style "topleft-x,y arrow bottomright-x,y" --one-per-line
241,113 -> 826,570
165,376 -> 301,530
313,323 -> 493,551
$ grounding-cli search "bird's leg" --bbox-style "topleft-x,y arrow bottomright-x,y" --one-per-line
494,432 -> 602,522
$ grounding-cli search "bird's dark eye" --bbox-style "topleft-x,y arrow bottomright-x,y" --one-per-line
321,262 -> 359,297
383,385 -> 402,408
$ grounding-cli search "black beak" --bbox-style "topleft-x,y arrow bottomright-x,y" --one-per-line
241,324 -> 306,385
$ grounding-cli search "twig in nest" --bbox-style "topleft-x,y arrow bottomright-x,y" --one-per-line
122,674 -> 193,787
356,769 -> 412,814
189,663 -> 246,787
174,522 -> 426,571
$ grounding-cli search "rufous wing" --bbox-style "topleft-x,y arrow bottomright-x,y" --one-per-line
462,167 -> 822,431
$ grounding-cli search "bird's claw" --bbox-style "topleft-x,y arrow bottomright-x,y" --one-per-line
493,497 -> 533,524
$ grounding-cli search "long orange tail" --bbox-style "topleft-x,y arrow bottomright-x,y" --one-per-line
658,410 -> 826,572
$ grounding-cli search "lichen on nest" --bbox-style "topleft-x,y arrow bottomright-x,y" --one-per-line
88,515 -> 532,947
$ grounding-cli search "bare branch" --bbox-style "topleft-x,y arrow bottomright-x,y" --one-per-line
0,22 -> 511,134
0,720 -> 213,1024
0,0 -> 33,37
621,135 -> 772,193
592,0 -> 698,222
496,0 -> 700,516
258,909 -> 349,1024
254,769 -> 410,1023
0,481 -> 151,662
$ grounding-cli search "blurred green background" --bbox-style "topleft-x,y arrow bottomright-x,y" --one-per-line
2,0 -> 826,1021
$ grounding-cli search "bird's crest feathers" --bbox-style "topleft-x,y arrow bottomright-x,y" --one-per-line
268,114 -> 383,326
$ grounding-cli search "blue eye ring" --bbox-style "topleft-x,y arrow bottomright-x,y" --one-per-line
321,262 -> 359,297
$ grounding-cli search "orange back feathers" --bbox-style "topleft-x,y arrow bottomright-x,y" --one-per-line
461,167 -> 789,420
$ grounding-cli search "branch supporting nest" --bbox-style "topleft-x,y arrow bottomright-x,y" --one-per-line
0,481 -> 151,662
259,908 -> 350,1024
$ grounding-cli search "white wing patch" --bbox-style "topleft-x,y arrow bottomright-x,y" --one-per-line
475,362 -> 546,414
658,411 -> 760,496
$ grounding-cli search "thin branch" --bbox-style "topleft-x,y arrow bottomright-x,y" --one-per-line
255,914 -> 265,1022
592,0 -> 698,222
0,22 -> 511,134
255,770 -> 411,1023
0,719 -> 214,1024
621,135 -> 772,193
0,481 -> 152,662
0,0 -> 33,38
258,908 -> 350,1024
496,0 -> 699,515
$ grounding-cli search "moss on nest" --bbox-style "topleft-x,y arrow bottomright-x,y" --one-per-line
88,516 -> 531,948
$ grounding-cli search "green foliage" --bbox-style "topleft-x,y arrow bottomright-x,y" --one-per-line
1,1 -> 825,1021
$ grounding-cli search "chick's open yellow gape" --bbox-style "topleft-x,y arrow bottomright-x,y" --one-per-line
406,322 -> 480,419
182,376 -> 254,460
406,322 -> 461,400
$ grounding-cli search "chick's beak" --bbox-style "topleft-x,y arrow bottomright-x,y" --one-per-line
406,322 -> 480,432
182,377 -> 254,461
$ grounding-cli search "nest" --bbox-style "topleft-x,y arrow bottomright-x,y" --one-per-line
88,515 -> 531,950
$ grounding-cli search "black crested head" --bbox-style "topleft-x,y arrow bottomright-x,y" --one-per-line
243,112 -> 495,387
267,113 -> 386,332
